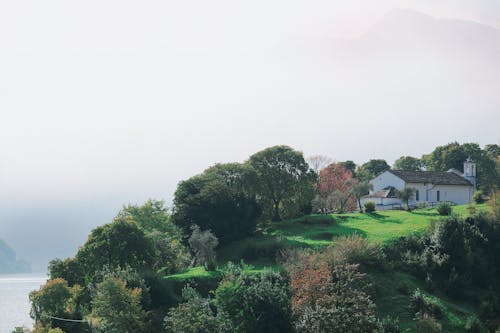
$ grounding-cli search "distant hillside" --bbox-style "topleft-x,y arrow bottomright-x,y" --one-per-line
0,239 -> 31,274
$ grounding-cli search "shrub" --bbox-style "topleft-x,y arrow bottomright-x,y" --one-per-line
326,234 -> 383,267
465,315 -> 488,333
165,287 -> 233,333
376,316 -> 401,333
415,314 -> 442,333
473,190 -> 485,204
364,201 -> 376,213
410,289 -> 444,319
215,269 -> 293,333
437,202 -> 452,216
189,225 -> 218,271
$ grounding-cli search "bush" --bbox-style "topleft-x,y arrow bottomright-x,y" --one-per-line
465,315 -> 488,333
376,316 -> 401,333
364,201 -> 376,213
215,269 -> 293,333
410,289 -> 444,319
189,225 -> 218,271
165,287 -> 233,333
415,314 -> 442,333
473,190 -> 485,204
326,234 -> 383,267
436,202 -> 452,216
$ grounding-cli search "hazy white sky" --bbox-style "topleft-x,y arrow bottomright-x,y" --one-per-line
1,1 -> 499,268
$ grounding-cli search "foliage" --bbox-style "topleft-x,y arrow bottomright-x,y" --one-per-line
375,316 -> 401,333
316,162 -> 358,213
436,202 -> 452,216
172,162 -> 261,244
415,314 -> 442,333
487,190 -> 500,220
215,269 -> 293,333
285,247 -> 378,333
307,155 -> 332,175
249,145 -> 315,221
164,287 -> 233,333
473,190 -> 485,204
465,315 -> 488,333
353,181 -> 372,212
396,187 -> 416,211
48,329 -> 65,333
359,159 -> 390,178
324,234 -> 383,267
29,278 -> 85,333
188,225 -> 218,270
410,289 -> 444,319
394,156 -> 423,171
364,201 -> 376,213
75,219 -> 155,279
91,277 -> 148,333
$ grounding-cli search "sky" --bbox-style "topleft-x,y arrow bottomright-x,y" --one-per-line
1,0 -> 499,270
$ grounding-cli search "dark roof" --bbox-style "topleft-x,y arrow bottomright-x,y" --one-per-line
363,186 -> 398,199
388,170 -> 472,186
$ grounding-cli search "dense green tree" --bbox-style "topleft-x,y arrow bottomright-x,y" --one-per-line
91,277 -> 149,333
29,278 -> 85,333
75,219 -> 155,278
215,270 -> 293,333
393,156 -> 423,171
484,144 -> 500,160
172,163 -> 261,244
359,159 -> 390,178
165,287 -> 233,333
340,160 -> 357,176
249,145 -> 315,221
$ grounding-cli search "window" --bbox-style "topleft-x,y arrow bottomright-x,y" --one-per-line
437,190 -> 440,202
416,190 -> 419,201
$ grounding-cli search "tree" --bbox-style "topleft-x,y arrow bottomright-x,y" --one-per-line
188,225 -> 218,270
164,287 -> 233,333
316,163 -> 358,213
393,156 -> 423,171
249,145 -> 315,221
340,160 -> 357,176
215,269 -> 293,333
353,182 -> 373,212
75,219 -> 155,279
29,278 -> 85,333
172,163 -> 261,244
359,159 -> 390,178
307,155 -> 332,175
396,187 -> 416,211
91,277 -> 148,333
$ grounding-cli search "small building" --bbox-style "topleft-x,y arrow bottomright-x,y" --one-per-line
360,158 -> 476,210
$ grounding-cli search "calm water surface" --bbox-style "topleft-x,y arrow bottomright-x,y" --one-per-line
0,274 -> 47,333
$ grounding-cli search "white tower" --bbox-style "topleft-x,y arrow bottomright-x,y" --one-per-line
463,157 -> 477,190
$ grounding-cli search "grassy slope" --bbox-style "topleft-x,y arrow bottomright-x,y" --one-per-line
166,204 -> 487,332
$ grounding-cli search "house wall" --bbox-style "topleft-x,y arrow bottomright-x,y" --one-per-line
406,183 -> 473,205
359,197 -> 402,210
370,171 -> 405,193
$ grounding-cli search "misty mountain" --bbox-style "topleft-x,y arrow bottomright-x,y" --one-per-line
0,239 -> 31,274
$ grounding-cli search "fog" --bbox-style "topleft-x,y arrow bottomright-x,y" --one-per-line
1,0 -> 499,271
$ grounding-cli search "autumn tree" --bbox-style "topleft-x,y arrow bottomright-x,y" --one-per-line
249,145 -> 315,221
315,162 -> 358,213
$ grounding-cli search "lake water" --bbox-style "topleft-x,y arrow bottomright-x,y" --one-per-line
0,274 -> 47,333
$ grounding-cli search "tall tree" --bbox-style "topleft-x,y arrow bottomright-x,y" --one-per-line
249,146 -> 314,221
359,159 -> 390,178
353,182 -> 373,212
172,163 -> 261,243
316,163 -> 358,213
307,155 -> 332,175
91,277 -> 148,333
393,156 -> 423,171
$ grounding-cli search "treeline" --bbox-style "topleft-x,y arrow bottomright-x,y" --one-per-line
19,142 -> 500,333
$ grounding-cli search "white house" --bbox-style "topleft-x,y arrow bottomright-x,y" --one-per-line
360,158 -> 476,210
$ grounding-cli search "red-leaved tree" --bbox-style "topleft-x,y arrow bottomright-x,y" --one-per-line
314,163 -> 358,213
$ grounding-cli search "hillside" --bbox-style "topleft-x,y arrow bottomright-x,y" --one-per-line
0,239 -> 31,274
166,204 -> 489,332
